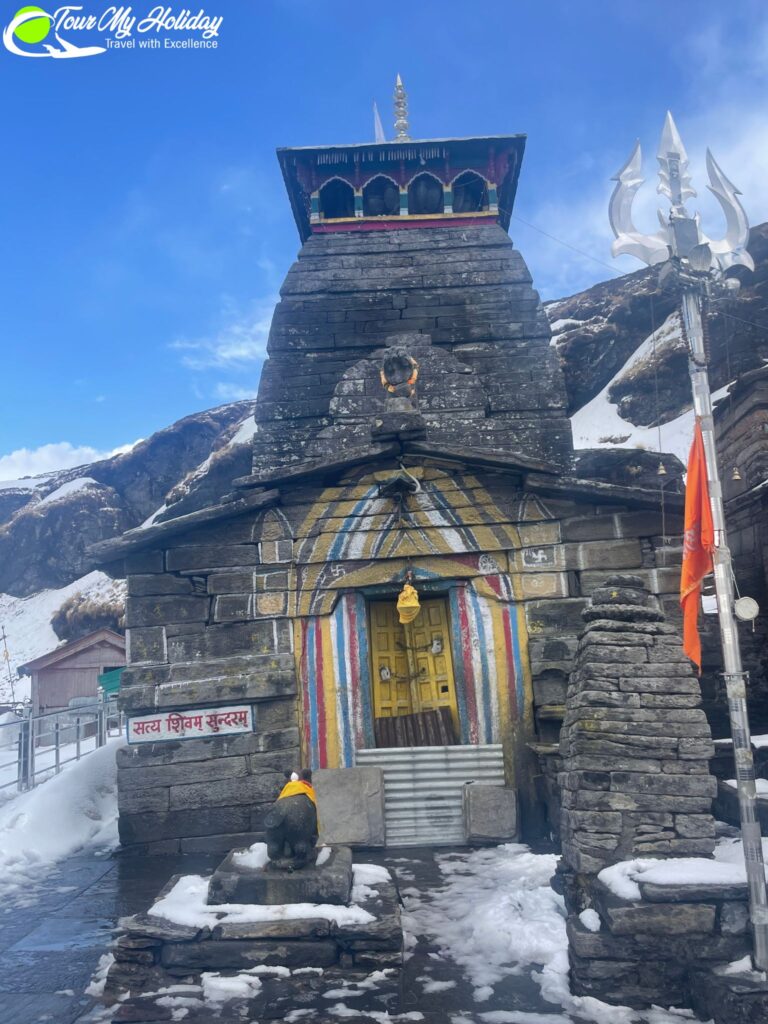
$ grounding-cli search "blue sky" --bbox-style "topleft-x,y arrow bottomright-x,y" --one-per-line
1,0 -> 766,479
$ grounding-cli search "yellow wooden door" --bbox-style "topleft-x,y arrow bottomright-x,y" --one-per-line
369,600 -> 413,719
369,598 -> 458,732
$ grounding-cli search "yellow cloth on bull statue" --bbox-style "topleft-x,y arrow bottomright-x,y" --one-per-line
278,780 -> 317,806
397,582 -> 420,624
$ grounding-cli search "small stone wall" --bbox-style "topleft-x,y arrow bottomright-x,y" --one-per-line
562,872 -> 751,1008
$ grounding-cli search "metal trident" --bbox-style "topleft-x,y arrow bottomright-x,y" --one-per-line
609,110 -> 754,273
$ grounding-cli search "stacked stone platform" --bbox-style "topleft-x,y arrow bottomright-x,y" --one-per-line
559,574 -> 716,875
564,873 -> 752,1008
104,851 -> 403,1021
557,573 -> 741,1007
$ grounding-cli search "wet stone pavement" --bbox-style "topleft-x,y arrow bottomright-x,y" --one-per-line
0,846 -> 565,1024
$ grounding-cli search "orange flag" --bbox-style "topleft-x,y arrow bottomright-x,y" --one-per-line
680,421 -> 715,672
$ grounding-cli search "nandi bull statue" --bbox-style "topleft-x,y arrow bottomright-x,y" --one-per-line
264,768 -> 319,871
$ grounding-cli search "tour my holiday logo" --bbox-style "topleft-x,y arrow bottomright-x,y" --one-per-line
3,4 -> 223,58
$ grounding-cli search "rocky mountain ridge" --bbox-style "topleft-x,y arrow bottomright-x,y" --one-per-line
0,402 -> 255,597
548,222 -> 768,426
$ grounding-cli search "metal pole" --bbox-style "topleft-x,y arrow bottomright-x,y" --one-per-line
54,718 -> 61,774
27,711 -> 35,789
75,716 -> 81,761
98,692 -> 106,747
0,627 -> 16,706
17,718 -> 27,791
681,288 -> 768,970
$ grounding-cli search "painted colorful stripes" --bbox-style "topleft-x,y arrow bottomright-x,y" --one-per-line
297,583 -> 527,769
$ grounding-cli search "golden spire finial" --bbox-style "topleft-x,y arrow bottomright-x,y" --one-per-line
394,74 -> 410,141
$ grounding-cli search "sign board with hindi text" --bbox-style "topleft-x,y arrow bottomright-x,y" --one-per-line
126,705 -> 254,744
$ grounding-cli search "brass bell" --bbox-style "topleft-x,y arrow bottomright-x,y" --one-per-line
657,461 -> 667,476
731,466 -> 742,482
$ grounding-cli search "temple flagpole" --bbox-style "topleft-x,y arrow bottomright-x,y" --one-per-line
608,111 -> 768,970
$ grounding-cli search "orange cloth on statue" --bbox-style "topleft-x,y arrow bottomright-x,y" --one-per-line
277,780 -> 317,806
680,421 -> 714,674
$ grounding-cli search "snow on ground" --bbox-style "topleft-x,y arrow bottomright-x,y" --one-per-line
40,477 -> 99,504
402,844 -> 706,1024
0,732 -> 109,805
0,736 -> 120,901
149,860 -> 390,930
569,311 -> 730,464
0,570 -> 127,700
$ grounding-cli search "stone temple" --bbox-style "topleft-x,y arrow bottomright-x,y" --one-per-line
94,110 -> 688,855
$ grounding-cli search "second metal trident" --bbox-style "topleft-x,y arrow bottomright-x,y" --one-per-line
609,112 -> 768,970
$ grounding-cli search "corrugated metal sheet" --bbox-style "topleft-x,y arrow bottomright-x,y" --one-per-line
356,744 -> 505,847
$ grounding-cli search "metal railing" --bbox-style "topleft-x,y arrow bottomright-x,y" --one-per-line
0,695 -> 123,794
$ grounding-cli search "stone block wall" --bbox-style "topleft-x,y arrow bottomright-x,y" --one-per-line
252,224 -> 573,473
113,446 -> 695,851
117,513 -> 301,855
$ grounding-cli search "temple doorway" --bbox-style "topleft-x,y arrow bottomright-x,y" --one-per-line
368,598 -> 459,745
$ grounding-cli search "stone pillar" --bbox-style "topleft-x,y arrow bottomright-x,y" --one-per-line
557,574 -> 727,1008
559,573 -> 716,872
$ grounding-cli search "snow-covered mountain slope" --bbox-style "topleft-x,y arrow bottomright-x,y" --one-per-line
569,310 -> 731,464
0,401 -> 255,597
549,221 -> 768,427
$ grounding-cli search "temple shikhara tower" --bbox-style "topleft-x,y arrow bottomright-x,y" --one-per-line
95,84 -> 685,854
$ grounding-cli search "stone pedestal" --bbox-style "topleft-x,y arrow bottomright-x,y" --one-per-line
462,783 -> 517,845
314,767 -> 386,847
103,853 -> 403,1020
208,845 -> 353,906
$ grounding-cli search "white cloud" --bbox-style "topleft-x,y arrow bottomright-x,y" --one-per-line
171,295 -> 277,371
212,383 -> 258,402
0,440 -> 140,482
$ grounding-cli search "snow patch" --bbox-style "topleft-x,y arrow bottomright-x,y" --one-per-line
579,909 -> 601,932
201,971 -> 262,1003
569,310 -> 731,463
231,841 -> 270,870
149,873 -> 376,929
599,836 -> 768,899
353,863 -> 391,885
85,953 -> 115,997
0,738 -> 120,900
229,416 -> 257,446
725,778 -> 768,795
0,570 -> 126,699
40,477 -> 99,505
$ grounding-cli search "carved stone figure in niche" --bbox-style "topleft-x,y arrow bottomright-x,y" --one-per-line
264,769 -> 319,871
